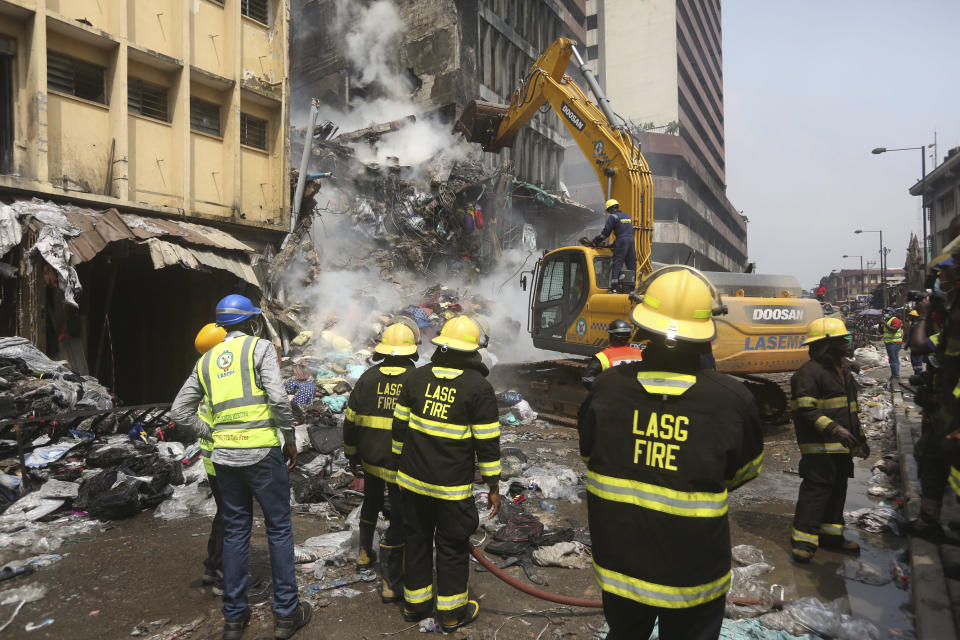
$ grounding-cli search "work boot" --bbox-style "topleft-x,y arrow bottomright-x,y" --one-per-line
791,548 -> 814,564
379,543 -> 404,603
821,537 -> 860,554
358,519 -> 376,571
274,602 -> 312,640
357,547 -> 376,572
221,610 -> 250,640
402,607 -> 431,623
440,600 -> 480,633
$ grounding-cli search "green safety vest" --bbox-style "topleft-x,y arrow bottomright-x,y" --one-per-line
883,319 -> 903,343
197,404 -> 215,476
197,335 -> 280,450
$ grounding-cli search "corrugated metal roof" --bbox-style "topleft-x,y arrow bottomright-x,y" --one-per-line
144,238 -> 259,287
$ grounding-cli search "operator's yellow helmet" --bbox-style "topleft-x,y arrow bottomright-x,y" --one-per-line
909,309 -> 919,317
802,317 -> 849,345
431,315 -> 490,352
195,323 -> 227,354
375,317 -> 421,356
630,266 -> 723,343
605,199 -> 620,211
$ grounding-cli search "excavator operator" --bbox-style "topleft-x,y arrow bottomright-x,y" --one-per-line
591,199 -> 636,288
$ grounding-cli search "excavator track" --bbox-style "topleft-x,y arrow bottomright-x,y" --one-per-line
490,360 -> 792,426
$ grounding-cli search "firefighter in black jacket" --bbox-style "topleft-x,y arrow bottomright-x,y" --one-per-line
392,315 -> 501,632
790,317 -> 866,563
343,318 -> 420,603
579,266 -> 763,640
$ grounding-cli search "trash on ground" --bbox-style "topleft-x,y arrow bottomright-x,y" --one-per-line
845,506 -> 903,535
531,541 -> 591,569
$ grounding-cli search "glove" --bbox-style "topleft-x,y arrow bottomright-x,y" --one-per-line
591,235 -> 604,246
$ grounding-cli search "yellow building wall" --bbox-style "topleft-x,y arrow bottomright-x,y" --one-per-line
239,96 -> 281,223
127,0 -> 182,59
47,0 -> 120,34
129,115 -> 180,207
241,18 -> 280,85
191,0 -> 233,79
46,94 -> 111,193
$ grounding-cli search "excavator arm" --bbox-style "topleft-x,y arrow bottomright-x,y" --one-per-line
457,38 -> 654,276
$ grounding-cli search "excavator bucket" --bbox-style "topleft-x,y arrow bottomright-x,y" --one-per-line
455,100 -> 511,151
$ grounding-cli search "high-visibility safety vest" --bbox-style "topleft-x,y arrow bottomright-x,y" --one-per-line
197,404 -> 216,476
883,318 -> 902,344
197,335 -> 280,449
596,345 -> 643,370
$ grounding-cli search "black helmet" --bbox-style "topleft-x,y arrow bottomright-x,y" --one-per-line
607,319 -> 632,345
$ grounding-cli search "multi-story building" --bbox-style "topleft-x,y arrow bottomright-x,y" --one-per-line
564,0 -> 748,272
0,0 -> 289,402
819,268 -> 905,304
910,146 -> 960,257
290,0 -> 586,191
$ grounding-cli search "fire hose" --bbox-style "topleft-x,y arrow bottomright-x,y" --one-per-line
468,544 -> 783,610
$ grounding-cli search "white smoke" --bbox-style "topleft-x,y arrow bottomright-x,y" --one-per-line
333,0 -> 405,97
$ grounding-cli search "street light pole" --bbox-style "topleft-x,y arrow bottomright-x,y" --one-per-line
872,144 -> 932,263
855,230 -> 887,309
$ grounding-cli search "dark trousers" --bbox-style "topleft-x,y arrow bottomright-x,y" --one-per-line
611,237 -> 637,282
359,473 -> 405,549
602,590 -> 725,640
203,473 -> 224,575
216,448 -> 299,620
911,351 -> 924,376
402,491 -> 479,619
916,409 -> 953,516
792,454 -> 853,551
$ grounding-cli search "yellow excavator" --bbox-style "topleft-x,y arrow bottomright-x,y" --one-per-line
457,38 -> 821,422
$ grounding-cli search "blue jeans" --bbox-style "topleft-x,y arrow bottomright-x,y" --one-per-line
215,448 -> 299,620
910,351 -> 923,376
885,342 -> 901,378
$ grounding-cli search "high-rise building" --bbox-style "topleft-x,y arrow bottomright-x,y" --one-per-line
566,0 -> 748,272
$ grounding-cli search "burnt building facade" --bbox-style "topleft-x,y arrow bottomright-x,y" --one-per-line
290,0 -> 587,191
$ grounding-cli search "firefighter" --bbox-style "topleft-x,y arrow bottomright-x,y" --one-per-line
883,313 -> 904,379
579,266 -> 763,640
591,199 -> 637,289
195,323 -> 227,596
790,317 -> 866,564
170,295 -> 311,640
581,319 -> 642,388
343,318 -> 420,603
392,315 -> 501,632
906,309 -> 924,375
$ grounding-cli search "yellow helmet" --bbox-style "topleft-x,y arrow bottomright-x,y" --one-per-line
802,317 -> 849,345
630,265 -> 722,343
195,323 -> 227,354
605,199 -> 620,211
431,315 -> 490,352
909,309 -> 919,317
375,317 -> 421,356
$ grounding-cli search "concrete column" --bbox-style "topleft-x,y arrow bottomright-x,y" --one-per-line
25,7 -> 47,183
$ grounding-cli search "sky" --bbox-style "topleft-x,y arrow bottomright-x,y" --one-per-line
722,0 -> 960,287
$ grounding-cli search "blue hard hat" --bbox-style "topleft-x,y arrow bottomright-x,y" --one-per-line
216,294 -> 261,326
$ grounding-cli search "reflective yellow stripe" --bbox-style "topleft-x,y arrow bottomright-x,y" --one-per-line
593,563 -> 729,608
791,396 -> 817,409
817,397 -> 849,409
850,401 -> 858,412
345,407 -> 357,421
692,308 -> 712,319
954,384 -> 960,399
478,460 -> 502,475
792,528 -> 819,546
586,470 -> 727,517
362,461 -> 396,483
820,523 -> 843,536
596,352 -> 611,370
396,471 -> 472,500
800,442 -> 850,454
393,404 -> 410,420
726,452 -> 763,488
471,421 -> 501,440
391,440 -> 403,455
432,367 -> 463,379
636,371 -> 696,396
644,295 -> 662,309
581,455 -> 591,465
380,366 -> 406,376
814,416 -> 834,432
436,591 -> 469,611
351,413 -> 394,430
404,584 -> 433,604
409,413 -> 471,440
344,444 -> 358,455
949,466 -> 960,497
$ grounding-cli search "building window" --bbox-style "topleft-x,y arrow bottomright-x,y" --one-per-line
190,98 -> 221,136
240,113 -> 267,150
586,14 -> 598,30
128,78 -> 169,122
47,51 -> 105,103
587,45 -> 599,60
241,0 -> 268,24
